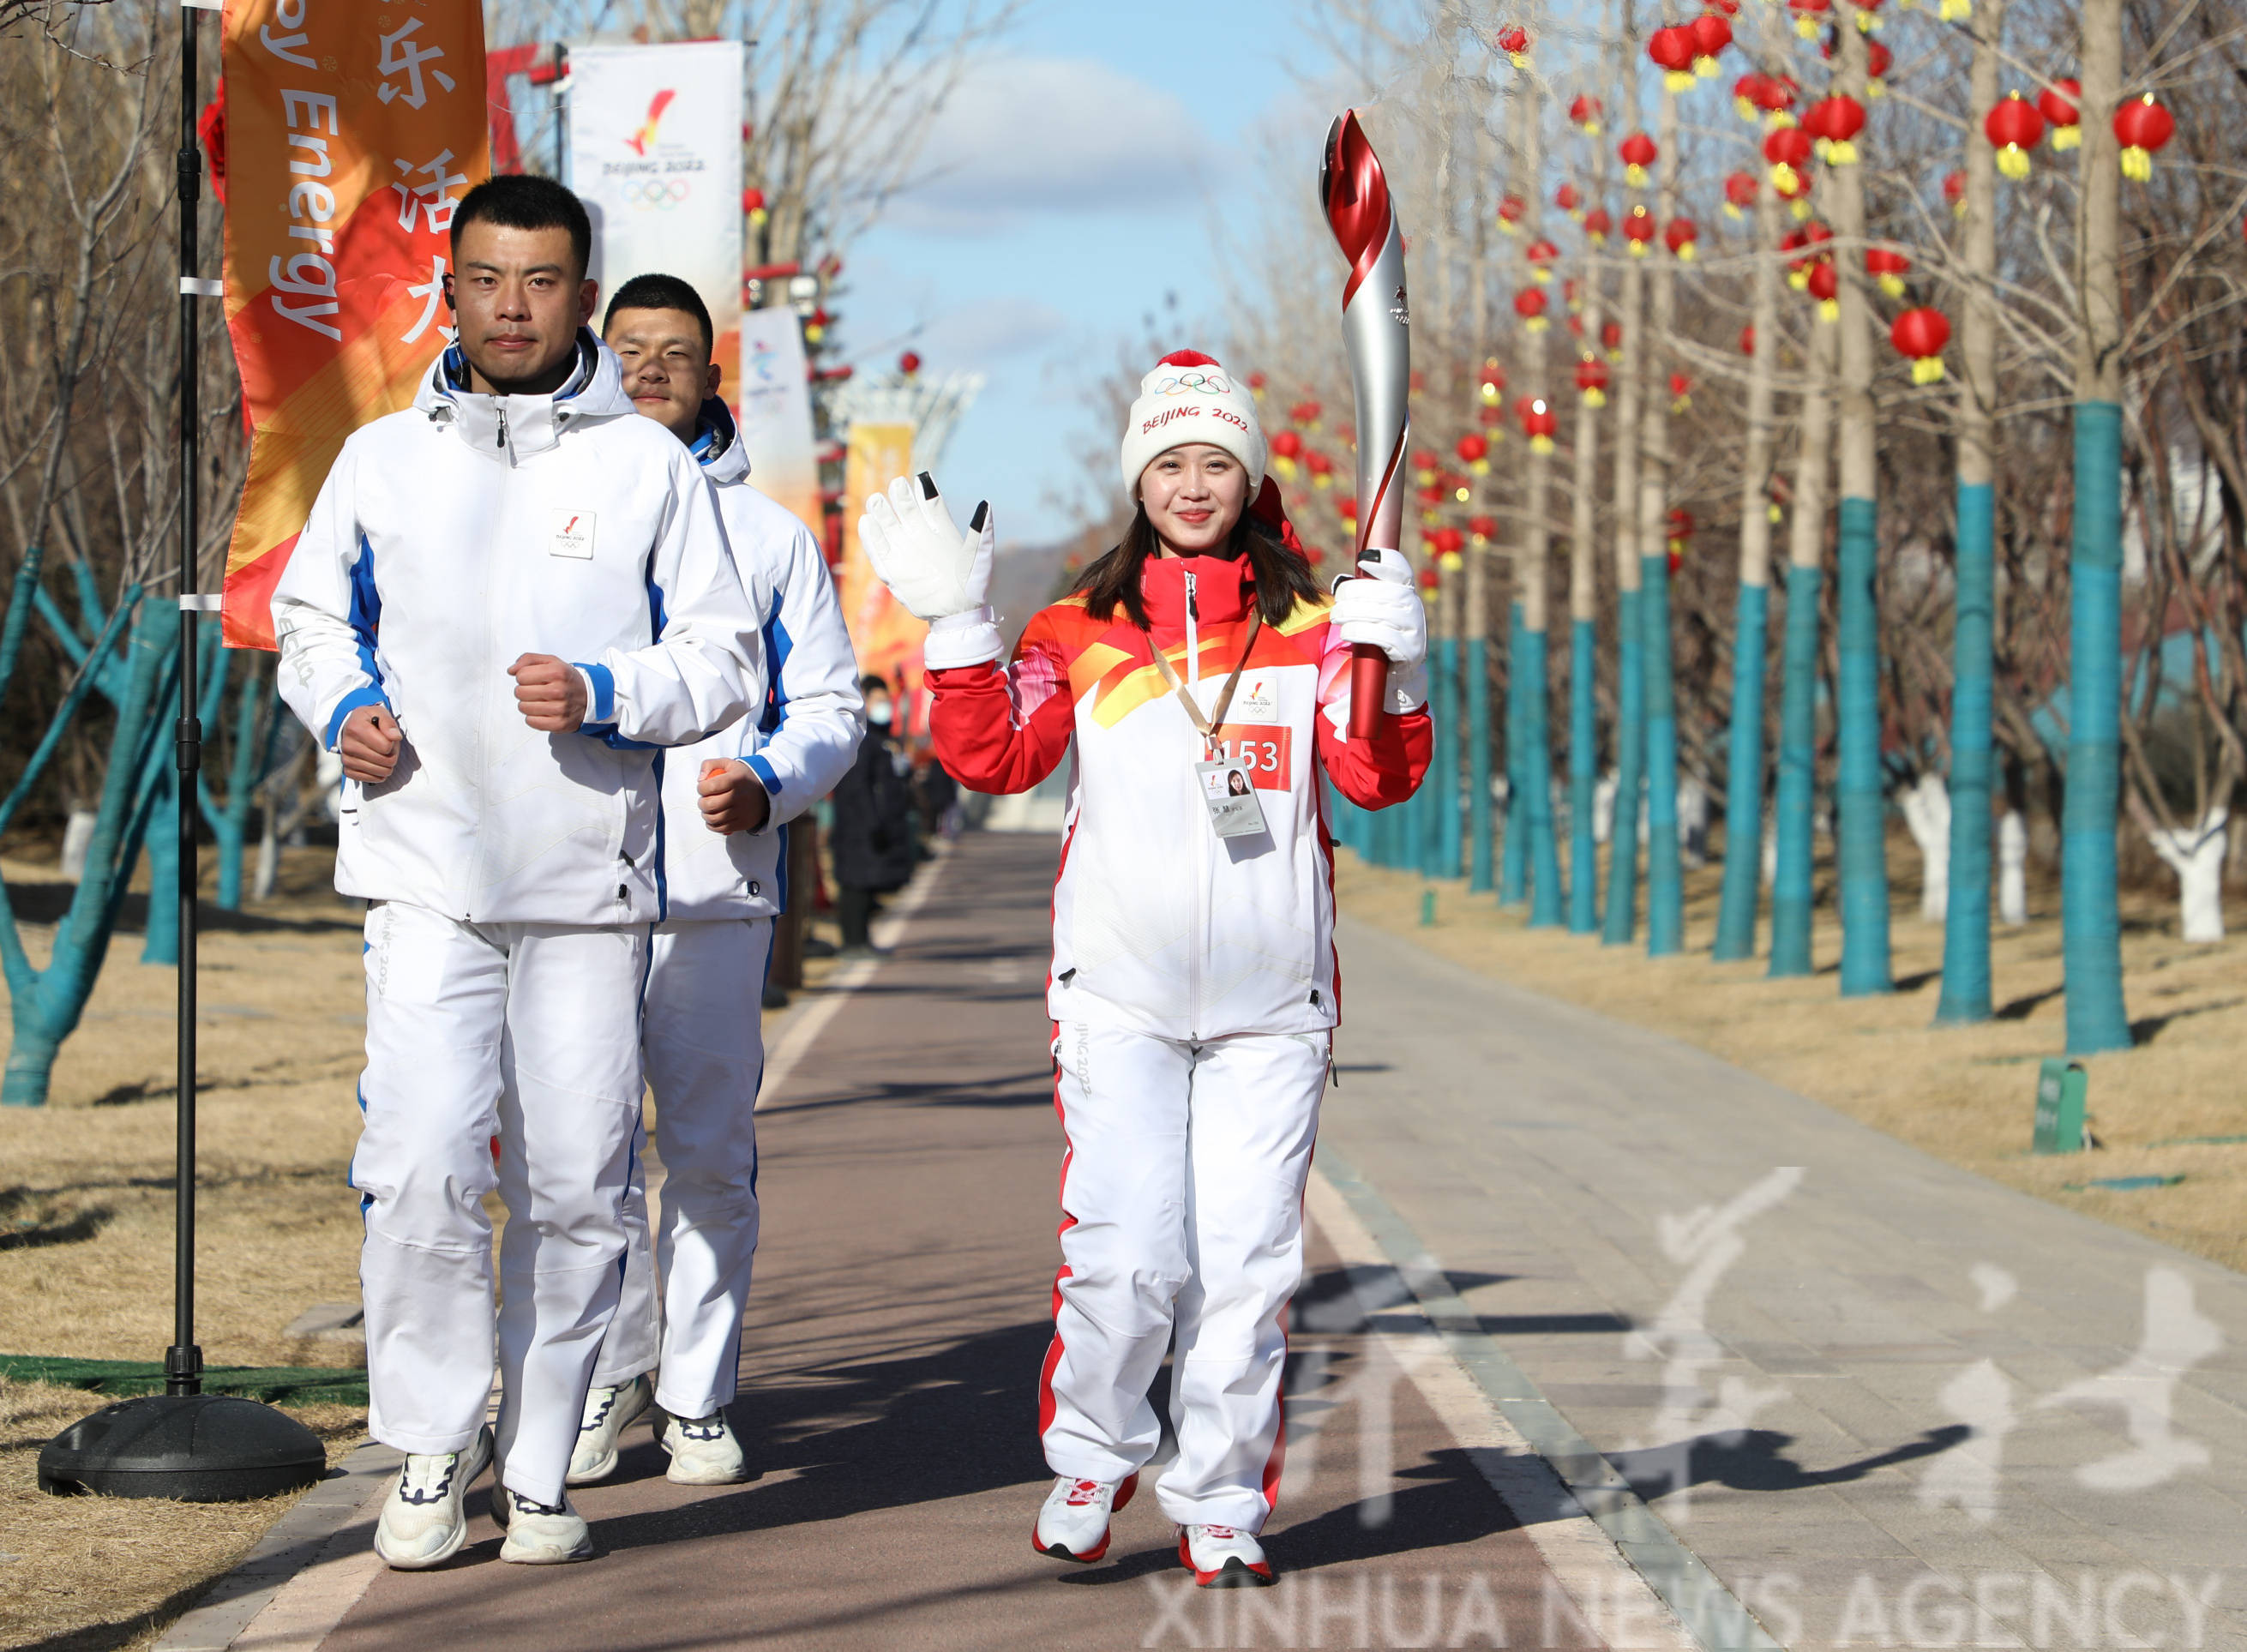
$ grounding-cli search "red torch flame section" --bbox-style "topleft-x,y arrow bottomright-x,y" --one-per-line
1323,111 -> 1394,312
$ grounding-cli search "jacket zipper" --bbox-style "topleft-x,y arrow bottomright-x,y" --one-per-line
495,404 -> 508,455
1183,566 -> 1205,1038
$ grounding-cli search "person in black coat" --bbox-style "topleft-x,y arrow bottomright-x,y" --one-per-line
828,675 -> 917,955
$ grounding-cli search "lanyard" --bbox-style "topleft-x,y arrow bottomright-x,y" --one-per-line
1146,609 -> 1263,757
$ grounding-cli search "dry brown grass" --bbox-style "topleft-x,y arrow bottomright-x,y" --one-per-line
1337,831 -> 2247,1273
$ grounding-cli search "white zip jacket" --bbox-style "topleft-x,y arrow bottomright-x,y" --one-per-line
656,402 -> 863,922
272,333 -> 762,927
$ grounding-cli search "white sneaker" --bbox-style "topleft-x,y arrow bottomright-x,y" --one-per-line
1031,1472 -> 1138,1563
658,1409 -> 747,1485
567,1373 -> 652,1485
489,1484 -> 594,1564
1178,1523 -> 1275,1588
372,1426 -> 493,1570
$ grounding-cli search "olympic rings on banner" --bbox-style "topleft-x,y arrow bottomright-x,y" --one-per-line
622,178 -> 694,207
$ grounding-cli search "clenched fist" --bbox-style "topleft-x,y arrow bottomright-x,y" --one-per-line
698,759 -> 772,834
509,653 -> 588,733
338,704 -> 405,784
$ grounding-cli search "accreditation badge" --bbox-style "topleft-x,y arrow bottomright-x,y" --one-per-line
1196,758 -> 1267,839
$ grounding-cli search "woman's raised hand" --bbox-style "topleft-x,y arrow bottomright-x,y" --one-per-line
858,472 -> 994,622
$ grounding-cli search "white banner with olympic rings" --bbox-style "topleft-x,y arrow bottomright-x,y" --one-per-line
566,40 -> 744,372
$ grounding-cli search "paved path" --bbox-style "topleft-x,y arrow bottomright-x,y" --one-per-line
275,833 -> 1654,1651
1321,912 -> 2247,1650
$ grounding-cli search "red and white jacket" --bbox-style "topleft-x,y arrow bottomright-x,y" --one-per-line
930,552 -> 1430,1042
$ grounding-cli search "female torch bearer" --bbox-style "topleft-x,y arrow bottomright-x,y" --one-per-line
1322,110 -> 1414,740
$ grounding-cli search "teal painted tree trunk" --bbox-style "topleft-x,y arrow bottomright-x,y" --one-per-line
1769,563 -> 1822,976
1712,580 -> 1770,960
2064,404 -> 2130,1050
1467,636 -> 1493,892
1936,483 -> 1995,1023
1500,602 -> 1527,904
1435,633 -> 1462,878
1602,592 -> 1644,944
1524,628 -> 1563,927
1568,618 -> 1598,931
1835,496 -> 1892,994
1643,554 -> 1683,956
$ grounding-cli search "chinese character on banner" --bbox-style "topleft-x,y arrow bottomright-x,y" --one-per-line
377,18 -> 456,109
219,1 -> 488,649
392,149 -> 468,234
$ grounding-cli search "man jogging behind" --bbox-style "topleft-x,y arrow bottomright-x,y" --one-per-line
272,177 -> 762,1568
566,273 -> 862,1488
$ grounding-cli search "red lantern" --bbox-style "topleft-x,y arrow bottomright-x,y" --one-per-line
1664,217 -> 1698,260
1733,71 -> 1770,123
1469,514 -> 1499,544
1480,358 -> 1506,402
1513,287 -> 1550,330
1619,131 -> 1658,187
1524,237 -> 1561,282
1865,39 -> 1894,91
1724,170 -> 1759,219
1571,93 -> 1603,135
1739,323 -> 1757,356
1583,206 -> 1613,243
1667,509 -> 1695,571
1555,182 -> 1583,218
1763,123 -> 1813,194
1418,567 -> 1442,592
1805,94 -> 1866,165
1516,395 -> 1559,454
1806,259 -> 1840,318
1775,166 -> 1814,219
1623,205 -> 1657,256
1668,372 -> 1693,411
1705,0 -> 1740,13
1757,74 -> 1799,114
1787,0 -> 1829,37
1865,245 -> 1910,298
1890,305 -> 1950,381
1649,25 -> 1696,91
1247,370 -> 1267,394
1602,319 -> 1625,358
1944,169 -> 1968,217
1689,12 -> 1732,75
1984,93 -> 2045,180
1291,399 -> 1322,426
742,187 -> 768,226
1413,449 -> 1439,482
1498,192 -> 1526,233
1496,23 -> 1532,63
1305,449 -> 1335,487
1271,430 -> 1304,470
2039,78 -> 2081,150
898,350 -> 922,375
2114,94 -> 2174,180
1575,354 -> 1611,406
1457,432 -> 1491,474
1337,495 -> 1359,522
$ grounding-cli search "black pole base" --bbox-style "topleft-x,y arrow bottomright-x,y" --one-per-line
38,1393 -> 327,1502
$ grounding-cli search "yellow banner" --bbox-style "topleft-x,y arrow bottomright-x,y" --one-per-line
218,0 -> 490,647
837,423 -> 927,700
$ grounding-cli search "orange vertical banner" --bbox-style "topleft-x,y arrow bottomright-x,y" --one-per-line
218,0 -> 490,649
836,423 -> 927,704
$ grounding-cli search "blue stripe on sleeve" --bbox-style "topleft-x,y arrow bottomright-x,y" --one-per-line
746,753 -> 782,795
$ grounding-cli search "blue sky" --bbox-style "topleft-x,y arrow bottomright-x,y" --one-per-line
842,0 -> 1321,547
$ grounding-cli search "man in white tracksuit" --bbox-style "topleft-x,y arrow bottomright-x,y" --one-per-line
272,180 -> 762,1569
562,274 -> 862,1487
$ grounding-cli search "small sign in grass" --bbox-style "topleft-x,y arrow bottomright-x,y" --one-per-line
2032,1058 -> 2088,1155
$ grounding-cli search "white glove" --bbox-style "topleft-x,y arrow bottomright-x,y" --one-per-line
1331,551 -> 1427,666
858,472 -> 994,623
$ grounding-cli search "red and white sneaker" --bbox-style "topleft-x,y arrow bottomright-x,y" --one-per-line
1178,1523 -> 1275,1588
1031,1472 -> 1139,1563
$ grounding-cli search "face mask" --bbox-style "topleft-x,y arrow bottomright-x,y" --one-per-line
867,700 -> 892,726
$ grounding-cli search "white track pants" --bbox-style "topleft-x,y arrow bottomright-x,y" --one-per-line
1040,1020 -> 1327,1533
591,917 -> 771,1419
353,901 -> 648,1507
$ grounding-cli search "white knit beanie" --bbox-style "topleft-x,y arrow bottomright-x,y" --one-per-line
1118,351 -> 1269,501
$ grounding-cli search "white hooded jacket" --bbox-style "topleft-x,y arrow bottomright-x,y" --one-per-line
272,332 -> 762,926
655,401 -> 863,921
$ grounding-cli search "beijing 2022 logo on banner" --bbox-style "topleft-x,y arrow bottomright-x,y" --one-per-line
602,87 -> 706,209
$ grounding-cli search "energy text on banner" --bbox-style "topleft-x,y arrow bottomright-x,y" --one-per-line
218,0 -> 490,649
736,306 -> 822,535
838,422 -> 926,699
565,42 -> 745,408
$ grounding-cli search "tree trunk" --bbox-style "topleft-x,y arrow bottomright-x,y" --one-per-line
1638,82 -> 1684,957
1998,809 -> 2029,924
1829,21 -> 1891,995
1518,86 -> 1563,927
1769,325 -> 1835,977
1713,139 -> 1784,961
2147,810 -> 2226,943
1601,190 -> 1646,935
1902,773 -> 1952,922
2063,0 -> 2133,1052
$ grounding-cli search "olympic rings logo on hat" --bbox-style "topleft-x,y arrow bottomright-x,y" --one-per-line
1155,371 -> 1231,397
624,179 -> 694,208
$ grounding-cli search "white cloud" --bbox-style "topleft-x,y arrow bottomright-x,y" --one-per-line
887,57 -> 1233,232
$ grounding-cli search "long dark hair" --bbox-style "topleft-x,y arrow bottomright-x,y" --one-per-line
1072,505 -> 1322,630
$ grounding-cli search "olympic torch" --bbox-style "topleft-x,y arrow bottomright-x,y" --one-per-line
1321,109 -> 1412,742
